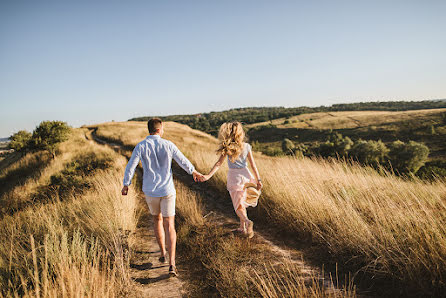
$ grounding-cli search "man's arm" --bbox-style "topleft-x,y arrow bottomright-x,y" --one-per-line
122,145 -> 141,195
171,143 -> 203,181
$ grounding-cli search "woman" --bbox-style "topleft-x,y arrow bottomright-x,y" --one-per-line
201,122 -> 262,238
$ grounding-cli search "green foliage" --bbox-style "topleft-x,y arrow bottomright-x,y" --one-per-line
429,125 -> 436,135
281,138 -> 295,154
264,147 -> 284,157
316,132 -> 353,158
350,139 -> 389,167
417,161 -> 446,180
292,143 -> 308,158
388,140 -> 429,174
31,121 -> 71,158
43,153 -> 113,199
9,130 -> 32,152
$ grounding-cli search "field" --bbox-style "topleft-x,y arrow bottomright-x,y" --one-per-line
91,121 -> 446,296
1,119 -> 445,297
246,109 -> 446,174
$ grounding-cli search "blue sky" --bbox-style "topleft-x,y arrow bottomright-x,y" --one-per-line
1,0 -> 445,137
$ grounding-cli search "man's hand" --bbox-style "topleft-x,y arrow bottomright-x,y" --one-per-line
121,186 -> 129,196
192,171 -> 204,182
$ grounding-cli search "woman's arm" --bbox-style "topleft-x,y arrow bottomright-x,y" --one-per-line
247,150 -> 263,190
202,154 -> 226,181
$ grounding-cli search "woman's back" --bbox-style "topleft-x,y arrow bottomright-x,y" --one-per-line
227,143 -> 251,169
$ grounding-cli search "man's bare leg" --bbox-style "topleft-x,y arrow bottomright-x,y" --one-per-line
153,214 -> 166,258
163,216 -> 176,267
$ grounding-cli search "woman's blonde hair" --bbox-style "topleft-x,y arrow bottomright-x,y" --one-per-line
216,121 -> 245,162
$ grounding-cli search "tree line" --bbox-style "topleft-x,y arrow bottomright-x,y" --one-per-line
130,100 -> 446,135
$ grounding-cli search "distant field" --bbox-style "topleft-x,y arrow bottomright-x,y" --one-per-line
247,108 -> 446,164
246,108 -> 446,130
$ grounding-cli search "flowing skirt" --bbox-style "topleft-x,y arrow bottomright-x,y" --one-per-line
227,167 -> 257,211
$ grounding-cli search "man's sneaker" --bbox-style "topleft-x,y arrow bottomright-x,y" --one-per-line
158,256 -> 167,264
169,265 -> 177,277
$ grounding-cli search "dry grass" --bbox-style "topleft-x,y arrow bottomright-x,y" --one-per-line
174,180 -> 354,297
246,108 -> 446,130
0,128 -> 138,297
0,129 -> 121,215
94,120 -> 446,295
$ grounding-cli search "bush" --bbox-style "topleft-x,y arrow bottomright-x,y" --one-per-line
350,139 -> 389,167
388,140 -> 429,174
9,130 -> 32,152
315,132 -> 353,158
281,138 -> 295,154
31,121 -> 71,158
264,147 -> 283,157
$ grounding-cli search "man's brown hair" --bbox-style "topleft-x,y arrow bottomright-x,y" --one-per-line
148,118 -> 163,133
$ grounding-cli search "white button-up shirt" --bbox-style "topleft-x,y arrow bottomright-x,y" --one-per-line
123,135 -> 195,197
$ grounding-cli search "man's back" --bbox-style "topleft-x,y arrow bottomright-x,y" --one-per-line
123,135 -> 195,197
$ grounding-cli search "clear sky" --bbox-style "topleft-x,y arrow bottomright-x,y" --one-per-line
1,0 -> 445,137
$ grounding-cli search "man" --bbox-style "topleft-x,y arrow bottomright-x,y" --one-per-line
121,118 -> 203,277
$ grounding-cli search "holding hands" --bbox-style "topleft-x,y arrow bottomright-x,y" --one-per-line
192,170 -> 212,182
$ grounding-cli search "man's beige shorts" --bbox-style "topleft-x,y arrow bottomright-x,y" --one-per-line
145,193 -> 176,217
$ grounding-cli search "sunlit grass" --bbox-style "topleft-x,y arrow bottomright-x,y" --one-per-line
94,120 -> 446,295
0,128 -> 138,297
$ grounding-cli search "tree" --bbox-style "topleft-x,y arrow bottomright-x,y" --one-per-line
31,121 -> 71,158
9,130 -> 32,152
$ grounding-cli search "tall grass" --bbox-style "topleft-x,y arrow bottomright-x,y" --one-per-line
0,128 -> 138,297
94,121 -> 446,295
174,181 -> 354,297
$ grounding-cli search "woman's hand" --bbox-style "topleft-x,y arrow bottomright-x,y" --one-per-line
201,174 -> 211,182
256,179 -> 263,190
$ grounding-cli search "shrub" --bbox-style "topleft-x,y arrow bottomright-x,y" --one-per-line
281,138 -> 295,154
9,130 -> 32,152
264,147 -> 283,157
350,139 -> 389,167
315,132 -> 353,158
31,121 -> 71,158
388,140 -> 429,174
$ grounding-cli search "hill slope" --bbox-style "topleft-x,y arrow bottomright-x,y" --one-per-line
93,121 -> 446,296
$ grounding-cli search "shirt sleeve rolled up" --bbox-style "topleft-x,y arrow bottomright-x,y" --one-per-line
171,142 -> 195,175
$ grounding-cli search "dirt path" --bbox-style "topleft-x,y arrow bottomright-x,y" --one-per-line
129,201 -> 185,298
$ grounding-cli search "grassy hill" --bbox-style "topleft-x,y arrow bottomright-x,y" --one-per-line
93,121 -> 446,296
130,103 -> 446,178
2,119 -> 445,296
247,108 -> 446,157
130,100 -> 446,136
0,128 -> 138,297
